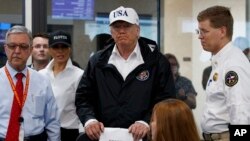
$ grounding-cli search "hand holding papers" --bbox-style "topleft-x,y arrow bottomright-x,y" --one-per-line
99,128 -> 142,141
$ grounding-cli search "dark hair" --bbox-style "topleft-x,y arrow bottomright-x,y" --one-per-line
72,60 -> 82,69
92,33 -> 112,51
33,32 -> 49,39
197,5 -> 233,40
164,53 -> 180,69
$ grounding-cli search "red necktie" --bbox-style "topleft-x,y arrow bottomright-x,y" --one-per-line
5,73 -> 24,141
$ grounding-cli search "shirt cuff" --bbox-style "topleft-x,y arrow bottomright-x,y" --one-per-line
84,119 -> 98,127
135,120 -> 150,128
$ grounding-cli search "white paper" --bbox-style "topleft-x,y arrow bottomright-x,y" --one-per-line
99,127 -> 142,141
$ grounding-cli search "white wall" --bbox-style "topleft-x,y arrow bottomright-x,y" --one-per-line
25,0 -> 32,65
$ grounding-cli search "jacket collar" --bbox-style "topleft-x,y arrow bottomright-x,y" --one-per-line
96,38 -> 159,67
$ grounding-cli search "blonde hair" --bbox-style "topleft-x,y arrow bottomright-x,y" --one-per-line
151,99 -> 200,141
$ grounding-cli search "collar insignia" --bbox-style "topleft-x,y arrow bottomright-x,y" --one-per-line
213,72 -> 218,81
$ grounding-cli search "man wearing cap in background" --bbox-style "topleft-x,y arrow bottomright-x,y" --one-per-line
75,6 -> 175,141
39,30 -> 84,141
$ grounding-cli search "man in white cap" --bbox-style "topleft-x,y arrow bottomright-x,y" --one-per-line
75,6 -> 175,141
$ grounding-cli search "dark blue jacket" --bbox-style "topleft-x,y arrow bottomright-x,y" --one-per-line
75,38 -> 175,128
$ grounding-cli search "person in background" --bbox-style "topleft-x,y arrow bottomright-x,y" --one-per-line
0,45 -> 7,67
164,53 -> 197,109
150,99 -> 200,141
75,6 -> 175,141
92,33 -> 113,51
72,60 -> 82,68
197,6 -> 250,141
29,33 -> 51,71
202,65 -> 212,90
0,25 -> 60,141
233,36 -> 250,61
39,30 -> 84,141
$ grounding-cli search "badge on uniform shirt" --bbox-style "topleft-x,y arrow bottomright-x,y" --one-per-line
213,72 -> 218,81
225,71 -> 238,87
136,70 -> 149,81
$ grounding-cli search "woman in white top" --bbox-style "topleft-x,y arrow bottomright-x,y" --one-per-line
39,30 -> 84,141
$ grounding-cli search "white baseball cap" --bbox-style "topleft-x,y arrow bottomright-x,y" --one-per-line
233,36 -> 249,51
109,6 -> 139,25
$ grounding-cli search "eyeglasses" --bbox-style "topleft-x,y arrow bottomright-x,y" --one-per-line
6,43 -> 30,50
195,29 -> 209,36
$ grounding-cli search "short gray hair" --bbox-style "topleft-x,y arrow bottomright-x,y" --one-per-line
5,25 -> 33,45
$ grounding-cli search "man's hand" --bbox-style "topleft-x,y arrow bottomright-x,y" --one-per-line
85,121 -> 104,140
128,122 -> 150,141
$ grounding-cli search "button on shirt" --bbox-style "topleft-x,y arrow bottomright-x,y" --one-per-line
0,62 -> 60,140
201,42 -> 250,133
108,42 -> 144,80
39,58 -> 84,129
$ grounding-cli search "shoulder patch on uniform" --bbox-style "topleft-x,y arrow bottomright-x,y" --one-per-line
136,70 -> 149,81
225,71 -> 238,87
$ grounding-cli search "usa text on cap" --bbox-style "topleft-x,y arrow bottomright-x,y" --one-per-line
109,6 -> 139,25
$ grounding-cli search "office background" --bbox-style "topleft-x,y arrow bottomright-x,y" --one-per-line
0,0 -> 248,139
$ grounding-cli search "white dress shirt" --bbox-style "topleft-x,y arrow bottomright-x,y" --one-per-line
0,62 -> 60,140
39,58 -> 84,129
84,42 -> 149,129
108,42 -> 144,80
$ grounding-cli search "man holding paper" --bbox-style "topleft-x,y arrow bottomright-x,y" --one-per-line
75,6 -> 175,141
